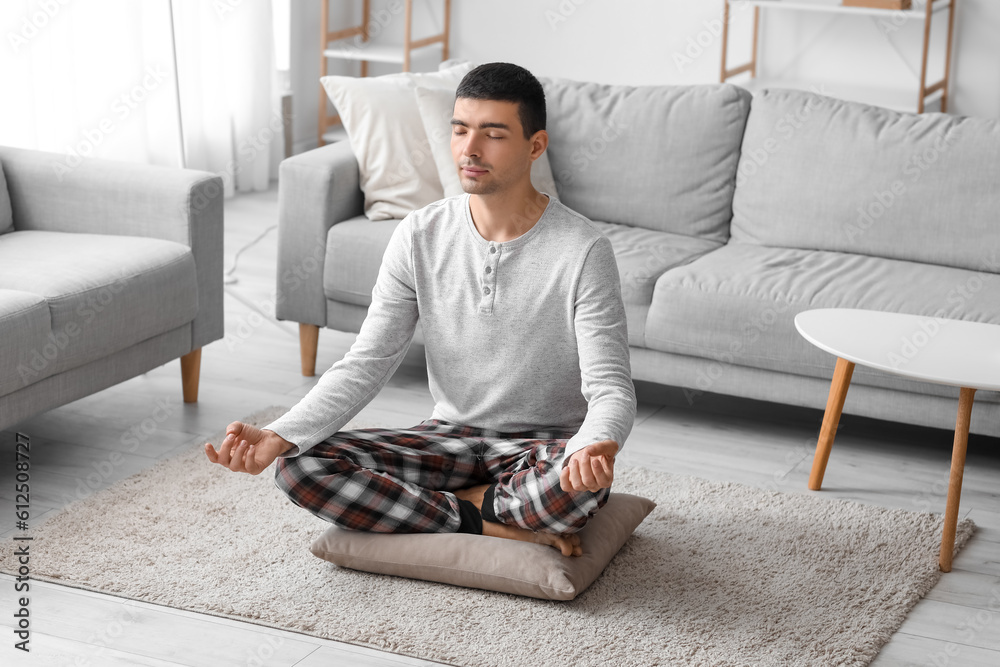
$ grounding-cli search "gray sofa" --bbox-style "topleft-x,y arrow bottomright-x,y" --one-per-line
273,81 -> 1000,438
0,146 -> 224,431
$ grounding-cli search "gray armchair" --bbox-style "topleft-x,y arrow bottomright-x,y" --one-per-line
0,145 -> 224,430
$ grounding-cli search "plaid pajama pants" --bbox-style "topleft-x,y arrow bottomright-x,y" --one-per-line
273,418 -> 610,535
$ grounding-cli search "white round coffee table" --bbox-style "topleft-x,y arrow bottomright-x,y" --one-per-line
795,308 -> 1000,572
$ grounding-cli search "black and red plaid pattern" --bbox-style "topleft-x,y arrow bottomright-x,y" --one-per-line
273,418 -> 610,535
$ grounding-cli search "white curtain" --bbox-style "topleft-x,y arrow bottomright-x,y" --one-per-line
0,0 -> 281,197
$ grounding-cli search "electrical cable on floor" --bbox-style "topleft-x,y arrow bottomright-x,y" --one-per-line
224,223 -> 278,284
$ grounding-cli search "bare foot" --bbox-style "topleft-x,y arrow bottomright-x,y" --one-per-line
454,484 -> 490,508
526,529 -> 583,557
454,484 -> 583,556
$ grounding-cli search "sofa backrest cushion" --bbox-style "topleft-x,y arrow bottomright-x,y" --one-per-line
0,160 -> 12,235
541,79 -> 751,243
730,89 -> 1000,274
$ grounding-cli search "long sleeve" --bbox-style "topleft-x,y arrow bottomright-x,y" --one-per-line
560,234 -> 637,468
263,215 -> 419,457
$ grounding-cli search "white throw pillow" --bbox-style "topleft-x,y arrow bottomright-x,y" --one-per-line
320,62 -> 474,221
414,85 -> 559,199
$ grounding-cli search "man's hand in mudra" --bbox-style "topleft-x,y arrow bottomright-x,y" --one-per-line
559,440 -> 617,493
204,421 -> 294,475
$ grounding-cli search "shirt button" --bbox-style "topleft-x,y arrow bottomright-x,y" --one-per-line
489,246 -> 496,254
485,266 -> 492,274
483,287 -> 491,295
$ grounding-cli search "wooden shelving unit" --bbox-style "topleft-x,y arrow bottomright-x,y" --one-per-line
720,0 -> 957,113
318,0 -> 452,146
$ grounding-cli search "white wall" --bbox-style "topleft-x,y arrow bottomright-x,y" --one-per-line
291,0 -> 998,153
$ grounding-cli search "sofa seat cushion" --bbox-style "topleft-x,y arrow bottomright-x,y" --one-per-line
589,221 -> 722,307
0,231 -> 199,383
645,243 -> 1000,400
590,221 -> 722,348
323,216 -> 402,307
0,290 -> 52,395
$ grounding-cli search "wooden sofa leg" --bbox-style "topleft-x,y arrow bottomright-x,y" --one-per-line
300,324 -> 319,377
181,348 -> 202,403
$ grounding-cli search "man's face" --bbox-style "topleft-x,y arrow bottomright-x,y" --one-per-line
450,97 -> 544,196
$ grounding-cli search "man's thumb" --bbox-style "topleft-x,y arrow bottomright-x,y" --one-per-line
586,440 -> 618,457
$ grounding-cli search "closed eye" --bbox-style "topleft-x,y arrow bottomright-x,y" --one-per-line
452,129 -> 504,140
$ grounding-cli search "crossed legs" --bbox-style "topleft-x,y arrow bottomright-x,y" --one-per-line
272,418 -> 609,556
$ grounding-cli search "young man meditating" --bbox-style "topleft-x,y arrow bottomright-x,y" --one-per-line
205,62 -> 636,557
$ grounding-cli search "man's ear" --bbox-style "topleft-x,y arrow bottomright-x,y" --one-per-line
529,129 -> 549,161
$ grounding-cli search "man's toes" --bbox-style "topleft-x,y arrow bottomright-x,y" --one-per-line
555,534 -> 581,557
560,539 -> 573,557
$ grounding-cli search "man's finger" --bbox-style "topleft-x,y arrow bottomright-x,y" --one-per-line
587,440 -> 618,458
244,445 -> 257,475
574,456 -> 599,493
245,445 -> 263,475
204,442 -> 218,464
229,440 -> 249,472
219,433 -> 237,464
569,456 -> 585,492
598,455 -> 614,481
590,456 -> 611,488
577,454 -> 598,491
559,465 -> 571,492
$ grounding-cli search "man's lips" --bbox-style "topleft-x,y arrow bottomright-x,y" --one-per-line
461,166 -> 488,175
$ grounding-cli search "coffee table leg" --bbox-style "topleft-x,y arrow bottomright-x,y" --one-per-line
940,386 -> 977,573
808,357 -> 855,491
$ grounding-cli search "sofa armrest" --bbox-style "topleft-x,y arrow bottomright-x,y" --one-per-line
275,140 -> 365,328
0,145 -> 224,350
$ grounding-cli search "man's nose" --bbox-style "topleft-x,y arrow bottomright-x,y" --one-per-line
462,134 -> 482,157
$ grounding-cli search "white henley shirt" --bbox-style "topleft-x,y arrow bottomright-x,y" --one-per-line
263,192 -> 637,469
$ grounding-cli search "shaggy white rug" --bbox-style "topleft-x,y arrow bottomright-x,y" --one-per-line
0,406 -> 975,667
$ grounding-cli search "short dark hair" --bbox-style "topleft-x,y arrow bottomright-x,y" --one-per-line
455,62 -> 546,140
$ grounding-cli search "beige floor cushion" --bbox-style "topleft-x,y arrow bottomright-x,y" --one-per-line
310,492 -> 655,601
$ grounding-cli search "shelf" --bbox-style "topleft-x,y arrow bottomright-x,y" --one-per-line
318,0 -> 453,147
721,0 -> 956,113
744,0 -> 951,19
735,77 -> 944,113
322,41 -> 444,65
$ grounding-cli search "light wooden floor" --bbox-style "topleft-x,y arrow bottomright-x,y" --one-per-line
2,187 -> 999,666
